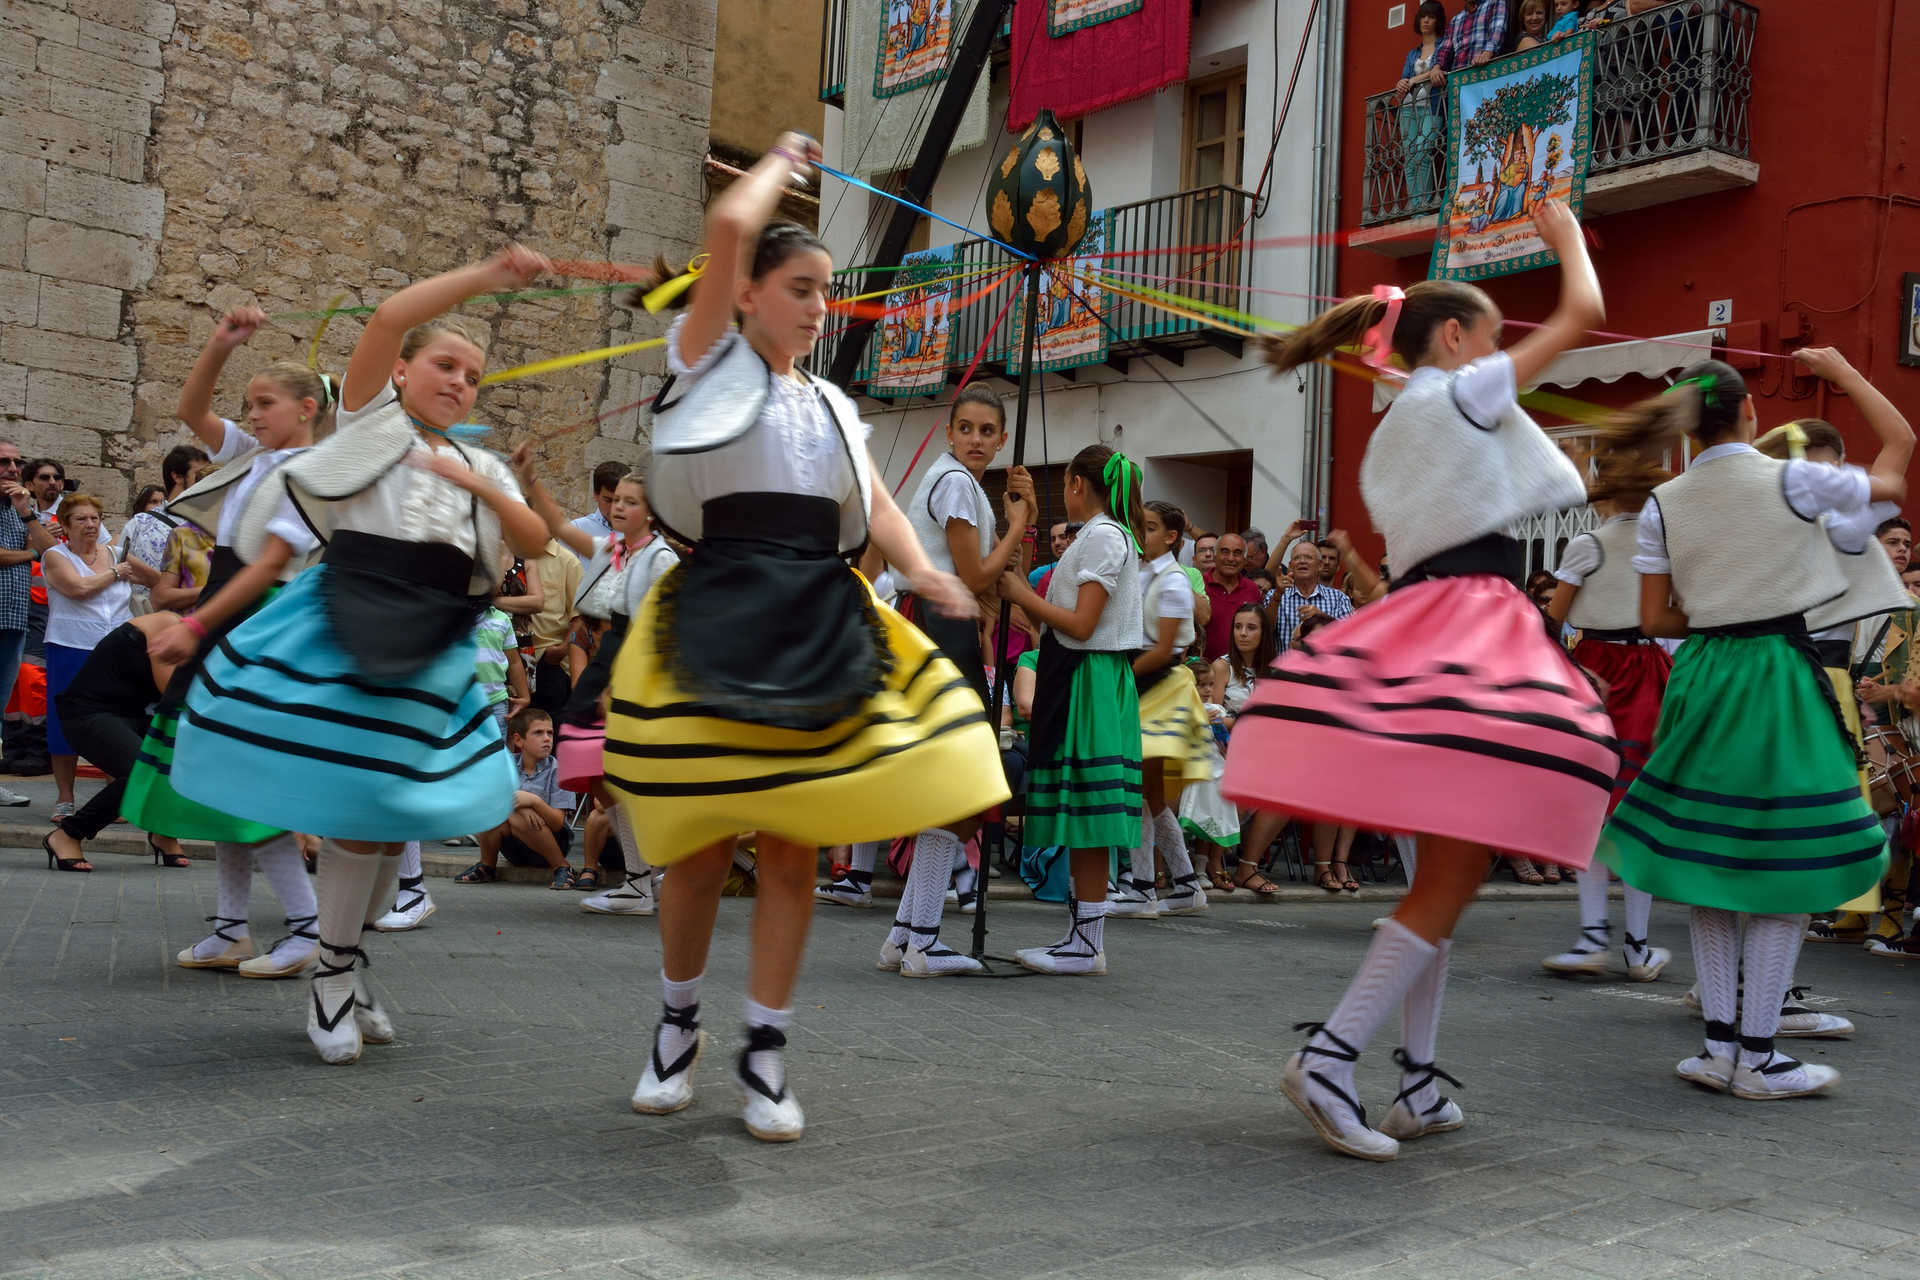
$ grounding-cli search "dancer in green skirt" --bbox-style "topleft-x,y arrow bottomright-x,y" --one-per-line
1596,356 -> 1911,1101
998,445 -> 1148,975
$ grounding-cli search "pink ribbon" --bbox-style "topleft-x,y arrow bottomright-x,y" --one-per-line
608,533 -> 626,571
1360,284 -> 1405,371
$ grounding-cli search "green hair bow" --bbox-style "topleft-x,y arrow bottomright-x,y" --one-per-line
1665,374 -> 1719,408
1102,451 -> 1143,555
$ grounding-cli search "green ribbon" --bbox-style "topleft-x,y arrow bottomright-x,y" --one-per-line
1102,451 -> 1143,555
1664,374 -> 1719,407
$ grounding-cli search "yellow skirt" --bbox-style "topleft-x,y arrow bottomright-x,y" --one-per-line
605,569 -> 1011,865
1826,665 -> 1882,915
1140,664 -> 1215,794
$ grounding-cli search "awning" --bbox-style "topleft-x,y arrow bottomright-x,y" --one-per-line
1370,328 -> 1726,412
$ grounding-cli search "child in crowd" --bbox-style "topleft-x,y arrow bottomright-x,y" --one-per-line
1225,199 -> 1615,1160
456,708 -> 579,889
998,444 -> 1150,974
473,602 -> 528,740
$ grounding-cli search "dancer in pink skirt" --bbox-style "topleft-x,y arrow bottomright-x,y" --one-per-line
1222,200 -> 1617,1161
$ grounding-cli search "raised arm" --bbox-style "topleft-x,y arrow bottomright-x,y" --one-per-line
177,307 -> 266,451
340,245 -> 548,413
510,443 -> 597,558
945,466 -> 1035,594
1505,200 -> 1604,390
1795,347 -> 1912,505
677,130 -> 820,371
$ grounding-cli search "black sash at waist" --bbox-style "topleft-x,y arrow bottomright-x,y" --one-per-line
1393,532 -> 1523,591
1690,613 -> 1808,640
1581,627 -> 1655,645
701,492 -> 840,555
1812,638 -> 1852,668
321,530 -> 485,679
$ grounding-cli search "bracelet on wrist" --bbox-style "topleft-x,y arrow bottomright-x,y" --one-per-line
181,614 -> 208,640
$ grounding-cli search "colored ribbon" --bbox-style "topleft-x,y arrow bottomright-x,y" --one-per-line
639,254 -> 709,313
1755,421 -> 1809,460
814,162 -> 1035,261
1663,373 -> 1719,407
479,336 -> 666,386
1359,285 -> 1405,372
1102,451 -> 1143,554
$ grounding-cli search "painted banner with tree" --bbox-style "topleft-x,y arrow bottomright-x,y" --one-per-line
862,245 -> 957,398
1431,33 -> 1594,282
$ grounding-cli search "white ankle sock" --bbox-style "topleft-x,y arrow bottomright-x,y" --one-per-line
953,858 -> 979,901
654,971 -> 703,1076
1309,919 -> 1439,1100
1738,912 -> 1808,1058
213,843 -> 253,936
1623,884 -> 1655,963
1128,807 -> 1155,891
1398,937 -> 1451,1112
1576,867 -> 1610,937
742,997 -> 791,1095
1152,806 -> 1194,879
398,840 -> 423,880
847,840 -> 881,876
903,829 -> 960,952
1392,833 -> 1418,883
252,834 -> 316,923
1690,906 -> 1742,1058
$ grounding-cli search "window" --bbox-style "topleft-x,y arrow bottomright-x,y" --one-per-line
1184,72 -> 1247,191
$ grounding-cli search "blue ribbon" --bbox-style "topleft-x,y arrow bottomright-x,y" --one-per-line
407,412 -> 492,442
814,161 -> 1034,261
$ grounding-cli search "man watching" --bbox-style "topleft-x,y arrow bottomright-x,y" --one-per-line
1201,533 -> 1264,660
569,461 -> 628,562
1240,527 -> 1270,573
1317,538 -> 1340,583
1436,0 -> 1508,72
1272,538 -> 1355,652
0,441 -> 45,805
1028,519 -> 1080,589
1192,532 -> 1218,576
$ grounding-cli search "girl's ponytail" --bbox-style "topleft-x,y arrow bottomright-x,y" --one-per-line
1068,443 -> 1146,554
1583,387 -> 1696,506
1256,294 -> 1388,376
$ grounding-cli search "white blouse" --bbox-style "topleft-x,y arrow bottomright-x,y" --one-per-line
327,384 -> 522,560
45,543 -> 132,649
210,419 -> 317,553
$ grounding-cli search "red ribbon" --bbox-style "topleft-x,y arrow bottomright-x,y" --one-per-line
1360,284 -> 1405,372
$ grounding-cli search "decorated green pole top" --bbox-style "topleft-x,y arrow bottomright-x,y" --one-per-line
985,109 -> 1094,261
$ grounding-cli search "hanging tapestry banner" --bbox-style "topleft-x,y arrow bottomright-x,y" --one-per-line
1049,0 -> 1143,37
1431,33 -> 1594,282
876,0 -> 954,97
846,0 -> 990,178
1010,210 -> 1109,373
865,245 -> 958,398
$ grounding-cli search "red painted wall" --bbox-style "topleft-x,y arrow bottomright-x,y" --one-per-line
1325,0 -> 1920,556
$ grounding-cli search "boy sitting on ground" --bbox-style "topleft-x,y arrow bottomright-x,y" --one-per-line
455,708 -> 580,889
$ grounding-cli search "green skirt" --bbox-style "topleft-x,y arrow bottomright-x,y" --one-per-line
120,584 -> 285,845
1597,632 -> 1886,914
1025,640 -> 1142,851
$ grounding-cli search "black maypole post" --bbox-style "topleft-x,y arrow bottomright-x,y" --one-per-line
972,258 -> 1044,961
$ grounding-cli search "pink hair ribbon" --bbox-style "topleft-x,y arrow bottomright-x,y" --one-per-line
1359,284 -> 1405,372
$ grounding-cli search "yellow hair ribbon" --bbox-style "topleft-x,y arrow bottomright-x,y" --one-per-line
479,337 -> 666,386
640,253 -> 711,313
1754,421 -> 1809,460
306,292 -> 349,370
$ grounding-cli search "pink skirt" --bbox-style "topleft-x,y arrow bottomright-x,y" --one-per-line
555,720 -> 605,794
1221,575 -> 1618,868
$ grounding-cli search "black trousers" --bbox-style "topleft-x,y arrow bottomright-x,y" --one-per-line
57,710 -> 144,841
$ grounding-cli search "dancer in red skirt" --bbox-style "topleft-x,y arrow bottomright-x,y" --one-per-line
1540,443 -> 1674,983
1222,200 -> 1616,1161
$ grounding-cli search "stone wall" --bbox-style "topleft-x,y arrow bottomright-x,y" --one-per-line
1,0 -> 717,518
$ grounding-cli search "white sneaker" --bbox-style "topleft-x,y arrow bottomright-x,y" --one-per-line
177,919 -> 254,970
373,889 -> 437,931
956,890 -> 978,916
944,887 -> 959,907
735,1036 -> 803,1142
901,941 -> 984,978
1279,1050 -> 1398,1161
306,967 -> 362,1066
1776,1010 -> 1854,1038
1106,881 -> 1162,919
0,784 -> 27,806
352,971 -> 394,1044
582,872 -> 655,916
1014,943 -> 1107,975
632,1028 -> 703,1115
1541,947 -> 1609,976
1625,945 -> 1671,984
813,876 -> 873,909
237,931 -> 317,979
1730,1053 -> 1839,1100
877,934 -> 907,972
1158,877 -> 1209,916
1674,1051 -> 1734,1092
1378,1052 -> 1465,1141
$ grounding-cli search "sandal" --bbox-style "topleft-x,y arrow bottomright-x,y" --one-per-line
1233,863 -> 1282,896
1331,860 -> 1360,893
454,862 -> 496,884
1507,856 -> 1545,886
1539,863 -> 1562,885
1208,867 -> 1236,893
549,866 -> 578,890
1313,861 -> 1343,894
573,868 -> 600,891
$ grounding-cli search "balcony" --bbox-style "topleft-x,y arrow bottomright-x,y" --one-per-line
1355,0 -> 1758,255
810,185 -> 1256,398
819,0 -> 848,107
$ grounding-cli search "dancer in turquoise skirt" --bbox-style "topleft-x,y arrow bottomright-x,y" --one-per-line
168,247 -> 554,1065
1595,356 -> 1910,1101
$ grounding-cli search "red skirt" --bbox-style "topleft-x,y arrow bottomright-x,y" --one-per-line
1571,635 -> 1671,816
1220,576 -> 1619,868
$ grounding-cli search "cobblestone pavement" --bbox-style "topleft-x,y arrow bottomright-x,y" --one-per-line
2,853 -> 1915,1279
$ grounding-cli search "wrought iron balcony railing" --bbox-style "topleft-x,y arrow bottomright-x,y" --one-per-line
1360,0 -> 1757,227
819,0 -> 849,107
811,183 -> 1257,396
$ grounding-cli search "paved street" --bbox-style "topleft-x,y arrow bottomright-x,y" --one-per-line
2,851 -> 1916,1279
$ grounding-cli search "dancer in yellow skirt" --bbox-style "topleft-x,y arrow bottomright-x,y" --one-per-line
1110,499 -> 1215,918
608,131 -> 1008,1143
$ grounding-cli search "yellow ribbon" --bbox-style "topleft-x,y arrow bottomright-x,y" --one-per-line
640,253 -> 710,313
479,337 -> 666,386
1754,421 -> 1810,460
306,292 -> 349,370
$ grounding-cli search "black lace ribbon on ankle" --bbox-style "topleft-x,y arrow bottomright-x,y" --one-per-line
738,1024 -> 790,1102
1294,1021 -> 1368,1124
1391,1048 -> 1463,1114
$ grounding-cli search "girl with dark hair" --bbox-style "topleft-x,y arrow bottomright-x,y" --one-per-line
1223,199 -> 1614,1161
1539,390 -> 1682,982
997,444 -> 1148,973
1109,498 -> 1213,918
868,382 -> 1034,976
604,132 -> 1006,1141
1393,0 -> 1450,206
1594,350 -> 1909,1101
